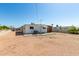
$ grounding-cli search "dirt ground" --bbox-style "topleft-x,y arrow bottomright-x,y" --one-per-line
1,30 -> 79,56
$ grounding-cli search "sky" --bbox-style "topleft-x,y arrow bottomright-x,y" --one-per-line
0,3 -> 79,27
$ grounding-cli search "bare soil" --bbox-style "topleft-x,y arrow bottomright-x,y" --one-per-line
0,30 -> 79,56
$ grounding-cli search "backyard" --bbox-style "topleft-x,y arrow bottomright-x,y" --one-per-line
0,30 -> 79,55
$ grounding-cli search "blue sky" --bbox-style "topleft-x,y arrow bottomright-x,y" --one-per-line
0,3 -> 79,27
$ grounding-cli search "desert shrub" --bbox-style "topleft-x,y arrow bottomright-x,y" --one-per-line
68,26 -> 78,34
0,25 -> 10,30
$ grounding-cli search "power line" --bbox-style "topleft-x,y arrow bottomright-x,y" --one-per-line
35,3 -> 39,21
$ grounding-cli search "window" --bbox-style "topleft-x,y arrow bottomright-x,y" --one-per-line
30,26 -> 34,29
43,27 -> 46,29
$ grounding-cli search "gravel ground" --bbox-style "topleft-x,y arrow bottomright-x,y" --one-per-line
0,31 -> 79,56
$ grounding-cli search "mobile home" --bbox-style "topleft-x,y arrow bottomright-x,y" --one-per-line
22,23 -> 48,34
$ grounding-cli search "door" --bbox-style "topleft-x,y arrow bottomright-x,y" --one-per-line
47,26 -> 52,32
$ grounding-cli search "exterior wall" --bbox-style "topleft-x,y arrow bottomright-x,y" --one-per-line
23,24 -> 47,34
52,27 -> 61,32
60,27 -> 69,33
52,26 -> 69,33
23,25 -> 33,34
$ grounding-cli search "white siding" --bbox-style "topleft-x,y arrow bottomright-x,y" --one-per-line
23,24 -> 47,34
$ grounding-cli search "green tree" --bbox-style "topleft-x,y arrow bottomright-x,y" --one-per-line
68,26 -> 78,34
0,25 -> 10,30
